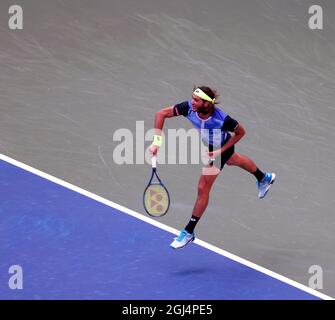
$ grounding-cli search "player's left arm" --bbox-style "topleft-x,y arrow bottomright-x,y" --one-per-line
220,123 -> 245,153
208,115 -> 245,158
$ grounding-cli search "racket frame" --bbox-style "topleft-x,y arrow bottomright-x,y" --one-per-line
143,156 -> 170,217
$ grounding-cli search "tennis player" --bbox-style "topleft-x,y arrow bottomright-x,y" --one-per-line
149,86 -> 276,249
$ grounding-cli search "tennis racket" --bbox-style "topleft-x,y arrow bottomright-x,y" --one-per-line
143,155 -> 170,217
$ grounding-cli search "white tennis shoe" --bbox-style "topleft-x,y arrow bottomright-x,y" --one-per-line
257,172 -> 276,199
170,229 -> 195,249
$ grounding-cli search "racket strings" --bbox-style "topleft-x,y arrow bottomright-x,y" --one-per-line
143,184 -> 169,217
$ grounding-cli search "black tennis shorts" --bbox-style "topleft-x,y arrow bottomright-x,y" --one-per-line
208,144 -> 235,171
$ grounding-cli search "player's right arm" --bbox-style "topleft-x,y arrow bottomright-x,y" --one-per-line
150,106 -> 177,155
154,106 -> 175,133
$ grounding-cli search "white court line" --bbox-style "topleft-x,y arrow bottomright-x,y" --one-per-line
0,153 -> 333,300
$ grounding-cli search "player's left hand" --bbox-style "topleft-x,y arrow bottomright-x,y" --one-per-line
207,148 -> 222,159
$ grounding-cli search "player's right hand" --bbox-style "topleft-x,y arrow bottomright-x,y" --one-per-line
149,144 -> 159,156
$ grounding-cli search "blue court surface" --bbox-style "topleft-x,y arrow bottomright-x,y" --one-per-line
0,156 -> 327,300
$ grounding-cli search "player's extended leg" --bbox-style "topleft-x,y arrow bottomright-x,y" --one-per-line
170,169 -> 220,249
192,172 -> 220,218
226,152 -> 276,199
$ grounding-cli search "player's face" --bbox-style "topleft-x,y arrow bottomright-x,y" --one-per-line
191,94 -> 206,112
191,94 -> 210,114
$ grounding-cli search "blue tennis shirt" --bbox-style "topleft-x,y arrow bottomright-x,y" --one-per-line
174,100 -> 238,148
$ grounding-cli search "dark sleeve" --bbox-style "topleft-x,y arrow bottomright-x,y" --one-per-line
173,101 -> 190,117
222,115 -> 239,132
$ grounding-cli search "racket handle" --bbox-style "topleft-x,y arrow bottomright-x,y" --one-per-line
152,155 -> 157,168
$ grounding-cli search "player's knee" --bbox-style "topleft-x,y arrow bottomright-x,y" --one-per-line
226,158 -> 236,166
227,155 -> 240,166
226,159 -> 233,166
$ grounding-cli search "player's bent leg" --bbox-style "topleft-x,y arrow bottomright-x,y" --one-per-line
227,152 -> 276,199
226,152 -> 257,173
